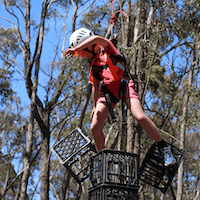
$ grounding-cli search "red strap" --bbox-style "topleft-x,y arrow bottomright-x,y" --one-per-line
110,0 -> 128,38
110,14 -> 116,27
110,10 -> 128,27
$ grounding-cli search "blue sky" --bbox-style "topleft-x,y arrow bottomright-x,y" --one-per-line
0,1 -> 95,199
0,0 -> 96,108
2,2 -> 57,106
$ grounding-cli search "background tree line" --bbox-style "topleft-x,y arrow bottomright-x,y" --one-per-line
0,0 -> 199,199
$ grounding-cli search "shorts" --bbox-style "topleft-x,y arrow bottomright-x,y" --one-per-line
96,80 -> 139,105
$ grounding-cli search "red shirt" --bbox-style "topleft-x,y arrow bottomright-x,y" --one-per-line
89,51 -> 124,96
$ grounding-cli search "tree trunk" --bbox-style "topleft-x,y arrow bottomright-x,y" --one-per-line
124,0 -> 131,47
40,111 -> 50,200
20,56 -> 38,200
117,104 -> 126,151
20,0 -> 37,194
72,0 -> 78,32
176,41 -> 196,200
127,110 -> 134,152
77,84 -> 92,129
124,0 -> 134,153
60,169 -> 71,200
132,0 -> 148,155
20,90 -> 35,200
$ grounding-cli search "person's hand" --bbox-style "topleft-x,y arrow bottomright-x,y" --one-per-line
90,107 -> 96,119
63,48 -> 75,59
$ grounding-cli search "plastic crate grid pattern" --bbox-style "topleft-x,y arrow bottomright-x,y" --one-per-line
64,143 -> 95,183
88,183 -> 140,200
52,127 -> 91,164
52,128 -> 95,183
139,142 -> 186,194
90,149 -> 139,187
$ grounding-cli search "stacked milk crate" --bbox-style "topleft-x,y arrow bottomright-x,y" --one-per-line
139,142 -> 186,194
88,149 -> 140,200
52,127 -> 96,183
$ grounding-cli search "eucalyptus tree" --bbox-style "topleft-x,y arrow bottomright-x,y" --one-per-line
0,0 -> 94,199
173,1 -> 200,199
1,0 -> 199,199
0,23 -> 25,200
80,0 -> 200,199
0,26 -> 18,105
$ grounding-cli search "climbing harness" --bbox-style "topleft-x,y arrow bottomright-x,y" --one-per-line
101,2 -> 129,124
100,57 -> 129,124
89,48 -> 129,124
101,78 -> 128,124
88,2 -> 129,124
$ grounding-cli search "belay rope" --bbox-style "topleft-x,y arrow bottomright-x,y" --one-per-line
110,0 -> 128,37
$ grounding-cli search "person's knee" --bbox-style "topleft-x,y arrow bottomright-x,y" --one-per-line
135,114 -> 148,125
90,123 -> 95,133
90,122 -> 101,133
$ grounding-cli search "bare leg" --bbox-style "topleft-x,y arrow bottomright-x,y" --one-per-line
90,102 -> 110,151
125,98 -> 176,166
125,98 -> 162,142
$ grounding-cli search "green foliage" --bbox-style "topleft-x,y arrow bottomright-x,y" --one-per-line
0,27 -> 21,63
0,0 -> 200,199
0,68 -> 14,105
148,65 -> 165,93
0,95 -> 29,199
79,4 -> 110,35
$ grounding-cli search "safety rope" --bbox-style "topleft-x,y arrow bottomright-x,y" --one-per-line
110,0 -> 128,36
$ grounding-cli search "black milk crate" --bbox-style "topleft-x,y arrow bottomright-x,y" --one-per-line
52,127 -> 96,183
88,183 -> 140,200
139,142 -> 186,194
89,149 -> 139,187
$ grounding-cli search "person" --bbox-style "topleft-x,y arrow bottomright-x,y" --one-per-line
64,28 -> 175,167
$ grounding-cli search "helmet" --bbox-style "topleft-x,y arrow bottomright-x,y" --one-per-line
69,28 -> 94,48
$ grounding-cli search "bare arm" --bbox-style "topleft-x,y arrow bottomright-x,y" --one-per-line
64,35 -> 120,58
76,35 -> 120,55
76,35 -> 108,51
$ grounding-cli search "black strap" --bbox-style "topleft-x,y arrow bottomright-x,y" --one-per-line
92,65 -> 108,80
110,53 -> 126,65
101,80 -> 128,124
101,84 -> 119,123
84,44 -> 96,56
119,79 -> 128,125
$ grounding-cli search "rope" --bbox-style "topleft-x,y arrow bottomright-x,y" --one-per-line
110,10 -> 128,27
110,0 -> 127,36
160,129 -> 180,144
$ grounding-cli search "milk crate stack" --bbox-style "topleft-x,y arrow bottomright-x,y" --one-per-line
88,149 -> 140,200
52,127 -> 186,199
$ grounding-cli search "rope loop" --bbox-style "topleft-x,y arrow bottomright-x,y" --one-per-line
110,0 -> 128,37
110,9 -> 128,27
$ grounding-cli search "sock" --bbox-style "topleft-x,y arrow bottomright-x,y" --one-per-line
157,140 -> 168,149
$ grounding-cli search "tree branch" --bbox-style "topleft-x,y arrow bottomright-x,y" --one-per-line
3,0 -> 25,45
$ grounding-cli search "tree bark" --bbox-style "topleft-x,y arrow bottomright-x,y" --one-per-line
77,84 -> 92,129
60,169 -> 71,200
176,41 -> 196,200
20,83 -> 36,200
72,0 -> 78,32
40,112 -> 50,200
20,1 -> 35,198
21,0 -> 51,199
131,0 -> 148,155
127,109 -> 134,152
